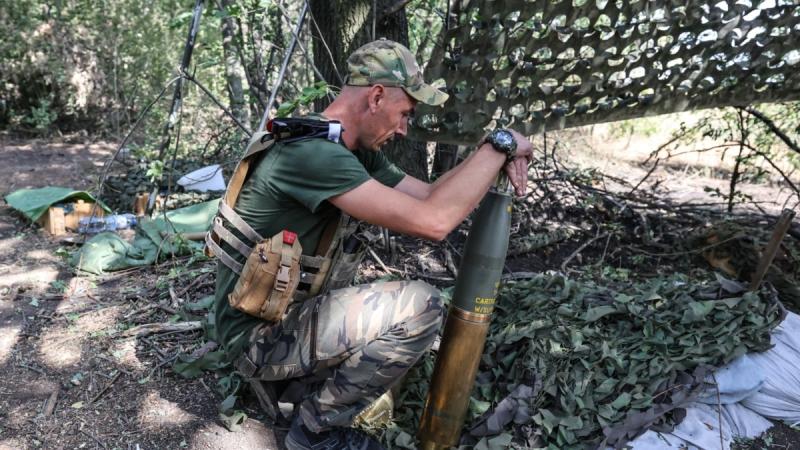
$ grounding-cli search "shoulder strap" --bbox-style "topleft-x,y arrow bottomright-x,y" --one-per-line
205,131 -> 274,258
225,131 -> 275,209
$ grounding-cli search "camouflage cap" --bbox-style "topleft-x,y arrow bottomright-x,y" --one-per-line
346,38 -> 449,106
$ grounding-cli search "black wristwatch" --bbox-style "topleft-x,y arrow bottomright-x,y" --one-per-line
483,129 -> 517,163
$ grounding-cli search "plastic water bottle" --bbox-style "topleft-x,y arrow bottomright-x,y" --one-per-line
78,213 -> 138,234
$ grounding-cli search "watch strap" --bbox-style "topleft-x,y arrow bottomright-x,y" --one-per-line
483,129 -> 516,163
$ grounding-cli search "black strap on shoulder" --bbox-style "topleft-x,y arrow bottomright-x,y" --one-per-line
266,118 -> 343,144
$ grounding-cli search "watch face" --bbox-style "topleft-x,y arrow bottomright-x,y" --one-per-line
495,130 -> 514,147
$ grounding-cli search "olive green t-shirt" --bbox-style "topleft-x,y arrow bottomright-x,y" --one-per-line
213,135 -> 406,356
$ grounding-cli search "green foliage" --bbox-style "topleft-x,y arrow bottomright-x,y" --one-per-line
406,0 -> 447,63
275,81 -> 332,118
23,98 -> 57,131
0,0 -> 185,131
608,117 -> 660,139
172,350 -> 228,378
657,103 -> 800,211
49,279 -> 68,292
145,160 -> 165,182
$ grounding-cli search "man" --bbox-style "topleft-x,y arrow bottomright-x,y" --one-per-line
212,39 -> 532,449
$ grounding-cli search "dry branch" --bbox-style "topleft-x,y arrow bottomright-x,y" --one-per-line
743,106 -> 800,157
380,0 -> 414,19
118,321 -> 202,338
90,372 -> 121,405
42,388 -> 59,416
561,233 -> 610,272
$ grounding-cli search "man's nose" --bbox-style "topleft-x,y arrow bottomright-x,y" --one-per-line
396,119 -> 408,137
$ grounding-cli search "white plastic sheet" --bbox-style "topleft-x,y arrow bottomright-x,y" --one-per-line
741,311 -> 800,426
628,402 -> 774,450
697,355 -> 764,405
626,312 -> 800,449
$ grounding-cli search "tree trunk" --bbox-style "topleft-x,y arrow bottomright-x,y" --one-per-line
309,0 -> 430,180
220,0 -> 250,127
433,143 -> 460,179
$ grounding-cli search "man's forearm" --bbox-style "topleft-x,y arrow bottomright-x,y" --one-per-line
424,144 -> 507,234
430,147 -> 473,189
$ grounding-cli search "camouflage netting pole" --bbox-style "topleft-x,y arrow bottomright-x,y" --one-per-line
411,0 -> 800,144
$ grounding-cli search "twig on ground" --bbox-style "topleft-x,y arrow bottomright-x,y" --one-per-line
443,247 -> 459,278
711,372 -> 724,450
90,372 -> 121,405
42,388 -> 59,416
141,336 -> 169,361
175,271 -> 213,298
19,363 -> 46,376
413,272 -> 455,283
148,352 -> 180,379
94,355 -> 134,377
501,272 -> 538,281
117,321 -> 202,338
94,355 -> 135,376
78,427 -> 107,449
123,302 -> 176,320
626,233 -> 745,258
367,246 -> 402,274
561,233 -> 610,272
199,378 -> 212,393
168,286 -> 182,307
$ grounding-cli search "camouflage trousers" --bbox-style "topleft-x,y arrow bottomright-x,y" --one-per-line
240,280 -> 443,432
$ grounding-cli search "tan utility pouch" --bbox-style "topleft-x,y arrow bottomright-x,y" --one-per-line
228,230 -> 302,322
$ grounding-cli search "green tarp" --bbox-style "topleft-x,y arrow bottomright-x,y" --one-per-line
4,187 -> 111,221
71,199 -> 220,274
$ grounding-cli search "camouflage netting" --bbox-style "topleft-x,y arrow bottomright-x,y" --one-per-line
412,0 -> 800,144
381,273 -> 785,449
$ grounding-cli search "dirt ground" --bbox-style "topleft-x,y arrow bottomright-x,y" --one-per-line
0,136 -> 281,450
0,127 -> 798,450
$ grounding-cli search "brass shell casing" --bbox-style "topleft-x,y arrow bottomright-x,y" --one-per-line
417,307 -> 491,448
417,185 -> 512,449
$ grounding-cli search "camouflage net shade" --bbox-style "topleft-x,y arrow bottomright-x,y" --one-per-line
412,0 -> 800,144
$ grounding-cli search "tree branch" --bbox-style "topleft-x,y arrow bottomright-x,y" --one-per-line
380,0 -> 413,20
742,106 -> 800,156
180,69 -> 253,137
741,143 -> 800,202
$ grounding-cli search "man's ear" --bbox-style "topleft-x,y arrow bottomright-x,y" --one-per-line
367,84 -> 385,113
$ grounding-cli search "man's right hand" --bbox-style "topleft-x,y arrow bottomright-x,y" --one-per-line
504,129 -> 533,197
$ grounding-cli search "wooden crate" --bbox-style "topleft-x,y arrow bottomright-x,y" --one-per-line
38,199 -> 105,236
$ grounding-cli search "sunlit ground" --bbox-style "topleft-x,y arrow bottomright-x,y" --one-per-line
138,390 -> 199,428
37,305 -> 122,369
0,325 -> 21,365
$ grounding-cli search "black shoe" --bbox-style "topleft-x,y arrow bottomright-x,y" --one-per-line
285,419 -> 385,450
